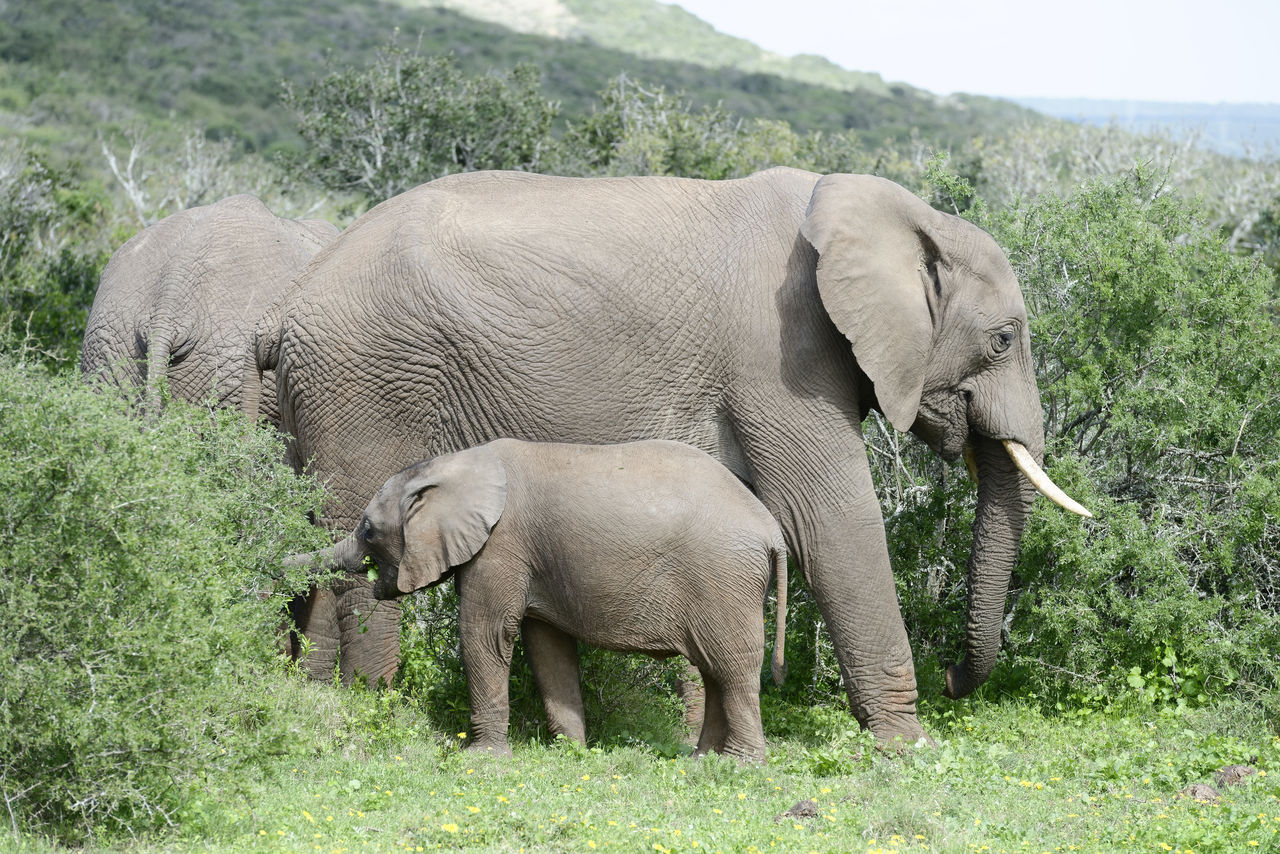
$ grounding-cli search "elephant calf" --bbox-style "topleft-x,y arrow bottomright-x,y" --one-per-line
308,438 -> 788,761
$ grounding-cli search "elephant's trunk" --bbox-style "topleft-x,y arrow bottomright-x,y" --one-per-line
942,433 -> 1036,700
284,536 -> 365,580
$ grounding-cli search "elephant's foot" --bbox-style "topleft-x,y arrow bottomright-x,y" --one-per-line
465,738 -> 513,758
466,708 -> 512,758
845,655 -> 933,750
865,712 -> 933,752
716,744 -> 767,765
546,719 -> 586,746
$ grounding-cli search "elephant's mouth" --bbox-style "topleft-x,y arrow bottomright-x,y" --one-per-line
911,392 -> 970,462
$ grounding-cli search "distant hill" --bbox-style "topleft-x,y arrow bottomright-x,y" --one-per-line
1015,98 -> 1280,157
0,0 -> 1040,167
398,0 -> 895,95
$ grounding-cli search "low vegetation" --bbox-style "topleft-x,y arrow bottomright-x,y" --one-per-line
0,363 -> 335,842
1,8 -> 1278,847
14,689 -> 1280,853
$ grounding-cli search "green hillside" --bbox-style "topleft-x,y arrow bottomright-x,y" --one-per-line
399,0 -> 896,95
558,0 -> 892,93
0,0 -> 1037,166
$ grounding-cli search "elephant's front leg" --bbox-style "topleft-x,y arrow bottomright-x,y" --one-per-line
457,575 -> 522,756
522,617 -> 586,744
290,587 -> 340,680
738,407 -> 926,746
788,498 -> 924,745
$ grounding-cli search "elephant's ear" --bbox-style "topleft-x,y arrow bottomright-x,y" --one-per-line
800,174 -> 943,432
397,445 -> 507,594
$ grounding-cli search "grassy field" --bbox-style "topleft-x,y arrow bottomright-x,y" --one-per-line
17,677 -> 1273,854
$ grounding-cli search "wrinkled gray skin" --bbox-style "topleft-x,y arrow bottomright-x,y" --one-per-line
251,168 -> 1073,744
81,194 -> 337,427
303,438 -> 788,760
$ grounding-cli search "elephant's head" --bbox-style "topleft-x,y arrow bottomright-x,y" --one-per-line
801,174 -> 1090,700
301,445 -> 508,600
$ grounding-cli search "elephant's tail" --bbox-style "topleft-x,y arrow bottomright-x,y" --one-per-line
144,328 -> 173,411
770,545 -> 788,686
244,290 -> 286,423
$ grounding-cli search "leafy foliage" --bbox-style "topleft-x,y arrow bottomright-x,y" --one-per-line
0,362 -> 333,842
284,48 -> 559,201
0,141 -> 109,366
557,75 -> 918,181
997,169 -> 1280,708
0,0 -> 1037,179
880,163 -> 1280,715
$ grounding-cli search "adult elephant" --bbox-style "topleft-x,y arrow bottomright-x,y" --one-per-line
81,194 -> 338,427
249,168 -> 1089,743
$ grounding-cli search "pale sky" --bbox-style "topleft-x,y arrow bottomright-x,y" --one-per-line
667,0 -> 1280,104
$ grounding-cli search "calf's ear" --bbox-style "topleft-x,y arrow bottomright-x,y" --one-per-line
397,445 -> 507,593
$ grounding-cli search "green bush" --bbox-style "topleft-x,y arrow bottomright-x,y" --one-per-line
0,360 -> 333,843
283,47 -> 559,203
0,141 -> 110,367
997,168 -> 1280,709
883,164 -> 1280,714
556,74 -> 920,182
2,245 -> 106,366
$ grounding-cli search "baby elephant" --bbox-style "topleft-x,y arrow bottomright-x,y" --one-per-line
321,438 -> 787,760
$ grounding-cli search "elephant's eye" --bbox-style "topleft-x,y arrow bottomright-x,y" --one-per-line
991,328 -> 1016,355
360,521 -> 376,542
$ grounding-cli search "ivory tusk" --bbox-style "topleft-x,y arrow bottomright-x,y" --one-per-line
962,444 -> 980,485
1002,440 -> 1094,518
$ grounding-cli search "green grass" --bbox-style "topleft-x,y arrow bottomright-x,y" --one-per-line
27,678 -> 1275,854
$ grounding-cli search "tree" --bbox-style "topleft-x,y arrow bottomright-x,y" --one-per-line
283,48 -> 560,202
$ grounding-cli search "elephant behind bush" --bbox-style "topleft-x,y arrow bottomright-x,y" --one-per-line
81,194 -> 337,426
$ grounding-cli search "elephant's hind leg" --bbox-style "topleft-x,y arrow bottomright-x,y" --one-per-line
694,640 -> 766,762
674,660 -> 706,745
694,675 -> 727,756
523,617 -> 586,744
714,675 -> 766,762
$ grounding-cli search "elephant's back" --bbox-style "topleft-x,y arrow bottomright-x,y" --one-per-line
273,170 -> 820,525
83,196 -> 333,405
498,437 -> 783,553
